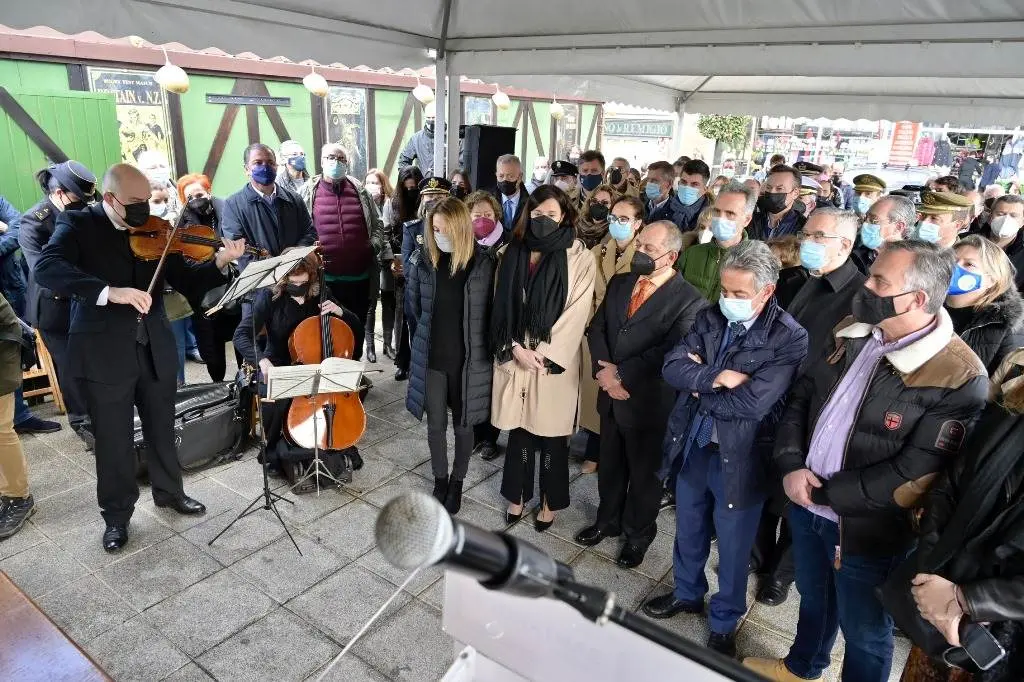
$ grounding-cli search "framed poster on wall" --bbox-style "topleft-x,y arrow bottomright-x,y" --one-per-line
326,86 -> 368,179
87,67 -> 173,167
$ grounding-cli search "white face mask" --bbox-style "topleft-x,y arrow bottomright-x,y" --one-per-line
993,214 -> 1022,239
554,178 -> 573,192
149,202 -> 168,217
434,232 -> 454,253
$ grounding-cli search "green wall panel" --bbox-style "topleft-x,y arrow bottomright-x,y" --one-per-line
0,89 -> 119,211
524,101 -> 550,176
0,59 -> 69,92
263,80 -> 314,157
373,89 -> 417,184
580,104 -> 599,150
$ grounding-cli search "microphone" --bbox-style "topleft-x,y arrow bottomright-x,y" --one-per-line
375,491 -> 573,598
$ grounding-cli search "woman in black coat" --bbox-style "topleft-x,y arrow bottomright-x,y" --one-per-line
175,173 -> 238,382
944,235 -> 1024,374
406,197 -> 495,514
899,350 -> 1024,682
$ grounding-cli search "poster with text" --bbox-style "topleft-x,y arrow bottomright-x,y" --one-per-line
87,67 -> 173,166
326,86 -> 368,180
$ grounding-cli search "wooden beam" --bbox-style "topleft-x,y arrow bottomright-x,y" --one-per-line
245,104 -> 260,145
66,63 -> 87,91
584,105 -> 599,149
202,104 -> 240,182
251,80 -> 290,143
383,92 -> 415,176
529,101 -> 545,157
512,102 -> 526,160
166,92 -> 189,178
366,89 -> 377,170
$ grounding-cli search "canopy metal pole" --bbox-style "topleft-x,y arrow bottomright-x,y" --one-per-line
446,58 -> 461,176
671,97 -> 686,159
433,53 -> 447,177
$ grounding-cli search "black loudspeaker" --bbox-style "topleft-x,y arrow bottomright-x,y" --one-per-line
463,125 -> 517,192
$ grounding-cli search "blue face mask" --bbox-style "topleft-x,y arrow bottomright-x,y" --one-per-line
250,163 -> 276,186
645,182 -> 663,200
799,240 -> 829,271
677,185 -> 702,206
580,174 -> 602,192
711,217 -> 737,242
608,220 -> 634,242
855,195 -> 874,215
287,156 -> 306,172
915,221 -> 941,243
719,296 -> 756,323
323,159 -> 348,180
860,222 -> 884,250
948,264 -> 984,295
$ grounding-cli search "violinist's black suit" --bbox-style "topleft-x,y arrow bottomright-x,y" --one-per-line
35,204 -> 229,524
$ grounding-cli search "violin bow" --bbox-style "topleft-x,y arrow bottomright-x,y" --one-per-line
136,223 -> 181,323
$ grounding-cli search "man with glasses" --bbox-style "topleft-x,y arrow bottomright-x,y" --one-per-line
851,195 -> 916,275
575,221 -> 705,568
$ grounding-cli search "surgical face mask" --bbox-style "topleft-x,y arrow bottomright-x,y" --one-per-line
425,119 -> 435,135
554,178 -> 574,193
915,221 -> 941,244
677,185 -> 702,206
323,160 -> 347,180
580,174 -> 602,192
112,196 -> 150,228
948,264 -> 984,296
860,222 -> 884,250
365,182 -> 382,199
149,201 -> 168,218
992,214 -> 1022,239
799,240 -> 829,271
711,216 -> 738,242
287,156 -> 307,172
608,219 -> 635,242
434,232 -> 454,253
719,296 -> 756,323
147,169 -> 170,186
533,167 -> 548,182
722,168 -> 736,179
250,163 -> 276,186
855,195 -> 874,215
644,182 -> 663,200
284,282 -> 309,298
851,287 -> 914,325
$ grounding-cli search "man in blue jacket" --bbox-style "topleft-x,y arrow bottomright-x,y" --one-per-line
646,160 -> 709,232
642,240 -> 808,659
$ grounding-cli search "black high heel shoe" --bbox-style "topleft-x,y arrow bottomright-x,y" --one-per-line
534,508 -> 555,533
505,505 -> 524,525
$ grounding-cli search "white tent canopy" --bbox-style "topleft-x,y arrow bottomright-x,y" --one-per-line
7,0 -> 1024,167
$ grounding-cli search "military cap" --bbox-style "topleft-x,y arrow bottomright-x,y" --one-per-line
793,161 -> 825,177
852,173 -> 886,193
36,160 -> 97,199
550,160 -> 578,177
799,176 -> 821,195
917,191 -> 975,215
418,176 -> 452,195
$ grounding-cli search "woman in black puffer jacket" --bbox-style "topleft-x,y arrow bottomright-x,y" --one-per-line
406,197 -> 495,514
944,235 -> 1024,374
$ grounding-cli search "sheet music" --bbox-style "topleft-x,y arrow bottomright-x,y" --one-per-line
266,357 -> 366,400
206,244 -> 319,314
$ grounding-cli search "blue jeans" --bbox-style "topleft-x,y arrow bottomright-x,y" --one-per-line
13,386 -> 30,426
784,505 -> 903,682
185,317 -> 199,355
170,319 -> 188,386
672,443 -> 763,634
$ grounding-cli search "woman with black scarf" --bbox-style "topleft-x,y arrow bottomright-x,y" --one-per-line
490,185 -> 597,532
893,349 -> 1024,681
175,173 -> 238,382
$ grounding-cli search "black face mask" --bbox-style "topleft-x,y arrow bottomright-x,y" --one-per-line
528,215 -> 561,240
831,174 -> 842,185
497,180 -> 518,197
815,195 -> 832,209
851,287 -> 913,325
630,251 -> 656,276
188,196 -> 214,216
425,120 -> 435,135
114,196 -> 150,227
758,192 -> 790,214
60,195 -> 87,212
450,185 -> 467,200
285,282 -> 310,298
403,187 -> 420,207
608,167 -> 623,186
588,204 -> 610,222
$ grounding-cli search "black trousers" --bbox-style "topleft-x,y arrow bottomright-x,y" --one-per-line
425,367 -> 473,481
328,278 -> 371,335
751,505 -> 795,585
582,428 -> 600,463
501,428 -> 570,511
595,415 -> 663,544
38,328 -> 88,427
191,308 -> 242,382
374,289 -> 397,350
83,343 -> 183,525
474,421 -> 500,447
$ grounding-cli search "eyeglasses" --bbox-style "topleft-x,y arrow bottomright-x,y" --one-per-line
608,215 -> 636,226
797,232 -> 845,244
324,155 -> 347,162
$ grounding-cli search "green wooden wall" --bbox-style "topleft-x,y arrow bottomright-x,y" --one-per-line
0,60 -> 69,92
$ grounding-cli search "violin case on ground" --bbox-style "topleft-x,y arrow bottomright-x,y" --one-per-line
134,382 -> 249,476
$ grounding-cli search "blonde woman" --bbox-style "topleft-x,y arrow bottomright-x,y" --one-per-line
945,234 -> 1024,373
406,197 -> 496,514
576,183 -> 619,249
578,195 -> 644,473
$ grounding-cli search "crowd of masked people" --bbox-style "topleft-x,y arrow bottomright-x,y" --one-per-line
3,138 -> 1024,681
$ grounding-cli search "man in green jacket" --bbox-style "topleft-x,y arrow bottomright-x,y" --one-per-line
0,292 -> 34,539
676,181 -> 754,301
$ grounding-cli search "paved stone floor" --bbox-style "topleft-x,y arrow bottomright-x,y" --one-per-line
3,348 -> 910,681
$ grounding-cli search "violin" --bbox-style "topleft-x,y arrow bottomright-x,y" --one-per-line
284,251 -> 366,452
128,215 -> 266,263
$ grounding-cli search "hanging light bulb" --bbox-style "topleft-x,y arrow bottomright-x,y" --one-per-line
412,75 -> 435,105
303,65 -> 329,97
492,84 -> 510,110
154,47 -> 189,94
550,96 -> 565,121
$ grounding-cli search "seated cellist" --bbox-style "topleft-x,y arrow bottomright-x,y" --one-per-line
233,250 -> 364,487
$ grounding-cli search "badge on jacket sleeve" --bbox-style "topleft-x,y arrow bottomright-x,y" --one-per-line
934,420 -> 966,452
416,234 -> 423,245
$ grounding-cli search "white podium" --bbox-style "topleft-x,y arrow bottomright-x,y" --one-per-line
441,572 -> 746,682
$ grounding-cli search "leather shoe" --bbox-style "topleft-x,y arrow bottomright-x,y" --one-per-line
707,631 -> 737,658
642,592 -> 703,619
366,344 -> 377,364
756,578 -> 792,607
658,489 -> 675,511
574,524 -> 621,547
742,658 -> 820,681
473,441 -> 500,461
103,524 -> 129,552
394,368 -> 409,381
617,542 -> 648,568
154,495 -> 206,515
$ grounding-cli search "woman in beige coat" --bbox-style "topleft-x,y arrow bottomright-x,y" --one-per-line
578,195 -> 645,473
491,185 -> 597,531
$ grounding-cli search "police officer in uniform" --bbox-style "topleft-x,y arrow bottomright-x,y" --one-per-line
18,161 -> 98,448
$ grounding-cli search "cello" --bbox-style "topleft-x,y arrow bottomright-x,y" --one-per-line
284,251 -> 366,451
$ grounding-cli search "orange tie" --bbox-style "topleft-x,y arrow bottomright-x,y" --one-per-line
627,278 -> 655,318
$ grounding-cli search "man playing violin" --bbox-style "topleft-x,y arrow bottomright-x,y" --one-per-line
35,163 -> 246,552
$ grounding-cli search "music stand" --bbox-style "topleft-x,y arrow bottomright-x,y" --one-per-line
206,246 -> 317,555
264,358 -> 366,496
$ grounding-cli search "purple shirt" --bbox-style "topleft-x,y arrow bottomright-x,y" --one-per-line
805,321 -> 936,522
